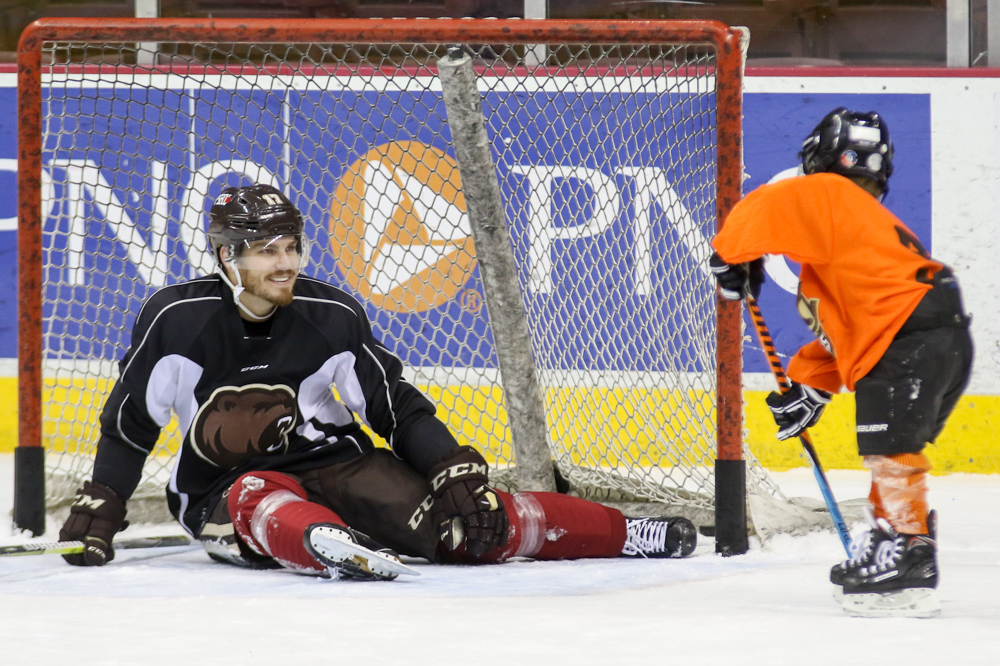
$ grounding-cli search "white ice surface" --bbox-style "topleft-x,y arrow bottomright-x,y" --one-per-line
1,456 -> 998,665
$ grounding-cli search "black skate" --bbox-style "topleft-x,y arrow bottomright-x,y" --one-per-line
620,517 -> 697,558
831,509 -> 936,586
304,523 -> 420,581
834,515 -> 939,618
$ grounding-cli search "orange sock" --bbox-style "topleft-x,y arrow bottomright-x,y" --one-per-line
863,453 -> 931,535
867,482 -> 887,522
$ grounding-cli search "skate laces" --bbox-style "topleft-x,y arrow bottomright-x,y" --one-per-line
840,529 -> 874,568
622,518 -> 668,557
854,521 -> 903,576
871,536 -> 905,571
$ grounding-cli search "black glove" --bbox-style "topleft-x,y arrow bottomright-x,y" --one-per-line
427,446 -> 509,557
58,481 -> 128,566
709,252 -> 765,301
765,382 -> 832,440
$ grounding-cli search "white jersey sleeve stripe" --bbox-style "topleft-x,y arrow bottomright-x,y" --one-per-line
114,395 -> 147,454
362,343 -> 398,451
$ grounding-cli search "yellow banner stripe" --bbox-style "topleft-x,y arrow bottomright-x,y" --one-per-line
0,378 -> 994,473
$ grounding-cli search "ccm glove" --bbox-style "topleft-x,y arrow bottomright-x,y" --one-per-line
428,446 -> 509,557
709,252 -> 765,301
765,382 -> 832,440
58,481 -> 128,566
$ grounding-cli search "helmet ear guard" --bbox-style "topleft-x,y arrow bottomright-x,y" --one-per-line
799,107 -> 894,196
217,241 -> 238,265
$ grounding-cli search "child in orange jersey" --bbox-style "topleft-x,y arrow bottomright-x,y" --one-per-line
710,107 -> 972,617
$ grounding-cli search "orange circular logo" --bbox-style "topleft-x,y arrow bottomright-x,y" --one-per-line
330,142 -> 478,312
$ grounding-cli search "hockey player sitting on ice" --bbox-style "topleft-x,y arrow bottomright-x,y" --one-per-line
59,183 -> 697,581
709,107 -> 973,617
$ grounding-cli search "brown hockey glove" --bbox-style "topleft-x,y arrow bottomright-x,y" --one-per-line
427,446 -> 509,557
709,252 -> 765,301
766,382 -> 832,440
58,481 -> 128,566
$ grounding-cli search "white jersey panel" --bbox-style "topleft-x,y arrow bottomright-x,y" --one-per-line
296,351 -> 365,439
146,353 -> 205,431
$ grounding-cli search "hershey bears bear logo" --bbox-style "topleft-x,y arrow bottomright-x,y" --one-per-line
190,384 -> 298,469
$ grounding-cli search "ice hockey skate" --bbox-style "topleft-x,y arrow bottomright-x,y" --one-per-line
832,515 -> 939,618
620,517 -> 697,558
831,509 -> 936,587
304,523 -> 420,581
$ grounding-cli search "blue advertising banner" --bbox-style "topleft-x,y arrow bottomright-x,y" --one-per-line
0,78 -> 933,374
0,84 -> 17,359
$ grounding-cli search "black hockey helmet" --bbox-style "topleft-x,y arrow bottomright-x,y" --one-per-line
800,107 -> 894,193
207,184 -> 304,256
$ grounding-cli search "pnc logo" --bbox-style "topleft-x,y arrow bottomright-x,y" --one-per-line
329,141 -> 477,312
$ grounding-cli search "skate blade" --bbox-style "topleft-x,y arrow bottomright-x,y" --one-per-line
308,529 -> 420,580
834,586 -> 941,618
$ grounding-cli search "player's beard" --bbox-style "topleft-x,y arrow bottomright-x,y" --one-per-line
240,268 -> 297,308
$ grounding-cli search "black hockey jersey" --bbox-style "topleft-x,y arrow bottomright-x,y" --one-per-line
91,275 -> 458,536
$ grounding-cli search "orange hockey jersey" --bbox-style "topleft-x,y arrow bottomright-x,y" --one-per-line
712,173 -> 942,393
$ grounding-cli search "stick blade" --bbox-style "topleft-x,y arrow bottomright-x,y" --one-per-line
0,535 -> 192,557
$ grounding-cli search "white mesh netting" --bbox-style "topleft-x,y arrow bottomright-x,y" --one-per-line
29,33 -> 818,534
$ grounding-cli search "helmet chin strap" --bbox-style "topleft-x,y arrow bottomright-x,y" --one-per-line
219,258 -> 277,321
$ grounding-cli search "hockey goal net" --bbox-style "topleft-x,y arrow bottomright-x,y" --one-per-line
16,18 -> 785,549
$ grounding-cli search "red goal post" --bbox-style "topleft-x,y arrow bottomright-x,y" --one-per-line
16,18 -> 749,553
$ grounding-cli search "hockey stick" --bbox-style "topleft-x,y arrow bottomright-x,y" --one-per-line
745,294 -> 852,554
0,535 -> 192,557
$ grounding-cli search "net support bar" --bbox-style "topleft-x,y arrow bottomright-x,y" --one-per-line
15,25 -> 45,535
712,26 -> 749,555
439,48 -> 557,493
